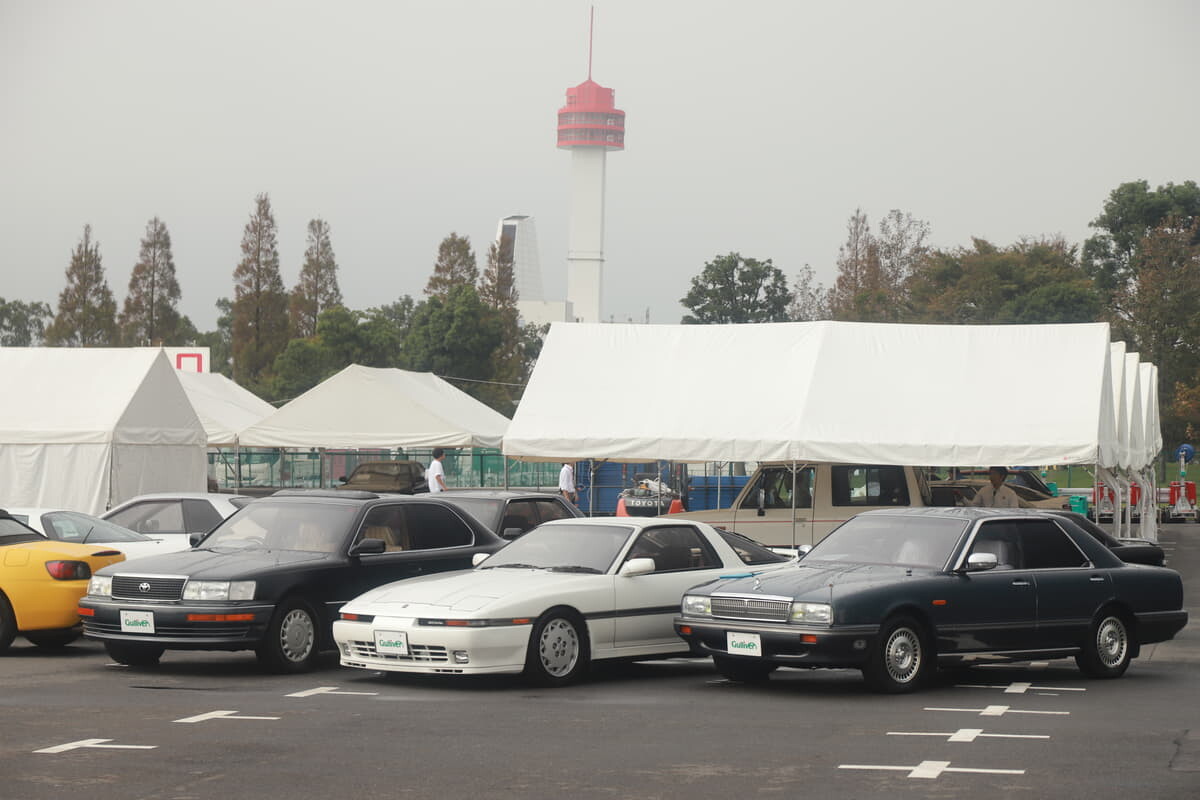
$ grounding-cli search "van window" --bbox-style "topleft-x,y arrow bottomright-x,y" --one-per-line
739,467 -> 814,509
831,466 -> 910,507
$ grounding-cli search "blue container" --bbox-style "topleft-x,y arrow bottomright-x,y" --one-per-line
1068,494 -> 1088,514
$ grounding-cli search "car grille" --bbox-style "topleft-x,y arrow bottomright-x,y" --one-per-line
710,596 -> 791,622
112,575 -> 187,601
83,619 -> 254,638
344,640 -> 449,663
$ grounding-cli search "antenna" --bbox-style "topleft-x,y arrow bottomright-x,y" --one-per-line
588,6 -> 594,80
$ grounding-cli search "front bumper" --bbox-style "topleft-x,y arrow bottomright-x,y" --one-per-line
333,618 -> 531,675
78,598 -> 277,650
674,616 -> 879,669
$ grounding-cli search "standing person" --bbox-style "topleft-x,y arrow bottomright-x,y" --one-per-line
559,461 -> 577,504
971,466 -> 1019,508
428,448 -> 448,493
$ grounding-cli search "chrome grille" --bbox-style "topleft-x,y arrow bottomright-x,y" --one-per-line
112,575 -> 186,601
345,640 -> 449,663
711,596 -> 791,622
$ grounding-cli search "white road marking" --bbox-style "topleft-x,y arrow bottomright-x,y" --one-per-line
286,686 -> 379,697
35,738 -> 157,754
926,705 -> 1070,717
839,760 -> 1025,779
956,681 -> 1086,694
887,728 -> 1050,743
174,710 -> 281,723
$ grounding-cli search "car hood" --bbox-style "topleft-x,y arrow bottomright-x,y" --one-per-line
699,561 -> 931,602
346,568 -> 601,614
98,547 -> 329,580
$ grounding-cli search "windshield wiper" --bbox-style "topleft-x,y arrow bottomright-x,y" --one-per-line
482,562 -> 541,570
547,565 -> 602,574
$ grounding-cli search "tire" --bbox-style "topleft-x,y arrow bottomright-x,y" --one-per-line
104,640 -> 165,666
25,629 -> 80,648
523,608 -> 589,687
257,598 -> 319,674
862,615 -> 930,693
0,593 -> 16,653
713,655 -> 777,683
1075,610 -> 1132,679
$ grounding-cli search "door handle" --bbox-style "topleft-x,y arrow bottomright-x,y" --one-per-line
1089,576 -> 1106,583
1011,579 -> 1031,587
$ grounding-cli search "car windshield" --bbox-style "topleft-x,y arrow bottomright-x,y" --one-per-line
42,511 -> 153,543
436,497 -> 503,531
805,515 -> 969,569
478,523 -> 633,573
198,501 -> 359,553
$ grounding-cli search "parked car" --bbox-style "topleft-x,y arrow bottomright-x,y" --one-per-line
0,513 -> 125,651
674,507 -> 1187,693
1042,509 -> 1166,566
336,461 -> 428,494
435,489 -> 582,538
3,508 -> 192,560
101,492 -> 253,538
332,517 -> 790,686
78,490 -> 507,672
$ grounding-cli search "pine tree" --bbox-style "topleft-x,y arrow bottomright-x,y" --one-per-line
478,236 -> 523,413
424,233 -> 478,298
231,193 -> 289,386
289,218 -> 343,338
45,224 -> 118,346
119,217 -> 183,345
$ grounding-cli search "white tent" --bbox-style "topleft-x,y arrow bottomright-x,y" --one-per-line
504,321 -> 1123,467
237,364 -> 510,450
0,348 -> 207,514
175,370 -> 276,447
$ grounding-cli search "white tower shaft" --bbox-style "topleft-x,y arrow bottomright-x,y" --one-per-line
566,147 -> 606,323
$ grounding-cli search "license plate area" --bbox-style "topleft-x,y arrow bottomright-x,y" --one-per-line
374,630 -> 409,655
726,631 -> 761,657
120,609 -> 155,634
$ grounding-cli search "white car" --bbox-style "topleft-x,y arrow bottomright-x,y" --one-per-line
101,492 -> 253,539
2,508 -> 192,560
332,517 -> 790,685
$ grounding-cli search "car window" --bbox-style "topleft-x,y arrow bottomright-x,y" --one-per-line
740,467 -> 814,510
534,498 -> 576,524
624,525 -> 720,572
499,500 -> 540,535
831,466 -> 910,507
0,516 -> 45,544
43,511 -> 151,543
717,529 -> 790,565
359,505 -> 411,552
201,501 -> 358,552
1017,519 -> 1089,569
970,521 -> 1023,569
481,523 -> 633,572
184,499 -> 224,533
402,503 -> 474,549
106,500 -> 186,534
810,514 -> 967,567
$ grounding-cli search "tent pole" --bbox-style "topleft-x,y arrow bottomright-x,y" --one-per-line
790,460 -> 798,549
235,444 -> 242,490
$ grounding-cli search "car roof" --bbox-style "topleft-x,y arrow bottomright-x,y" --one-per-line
107,492 -> 252,504
855,507 -> 1068,522
439,490 -> 565,500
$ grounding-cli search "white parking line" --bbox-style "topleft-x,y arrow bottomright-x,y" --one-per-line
839,760 -> 1024,779
926,704 -> 1070,717
174,710 -> 281,723
286,686 -> 379,698
887,728 -> 1050,743
956,681 -> 1086,694
35,738 -> 157,754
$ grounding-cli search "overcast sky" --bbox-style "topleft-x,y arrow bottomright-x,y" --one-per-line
2,0 -> 1198,331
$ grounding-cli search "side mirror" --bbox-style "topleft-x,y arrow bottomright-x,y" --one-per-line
338,475 -> 347,483
189,532 -> 205,547
756,487 -> 766,517
619,557 -> 656,577
797,544 -> 813,559
350,538 -> 386,556
472,552 -> 491,567
963,552 -> 998,572
501,527 -> 523,540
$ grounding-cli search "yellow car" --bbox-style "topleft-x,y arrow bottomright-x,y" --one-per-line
1,512 -> 125,650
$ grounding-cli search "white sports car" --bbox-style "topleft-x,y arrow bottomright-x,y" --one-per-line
332,517 -> 790,685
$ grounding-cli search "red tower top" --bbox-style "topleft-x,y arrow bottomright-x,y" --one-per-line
557,79 -> 625,150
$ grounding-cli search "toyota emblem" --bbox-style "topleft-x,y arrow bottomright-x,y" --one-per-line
138,582 -> 151,593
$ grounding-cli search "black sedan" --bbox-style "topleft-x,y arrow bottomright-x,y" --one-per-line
1042,509 -> 1167,566
78,490 -> 507,673
434,490 -> 582,538
674,507 -> 1187,693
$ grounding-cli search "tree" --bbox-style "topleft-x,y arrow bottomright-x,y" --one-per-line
289,218 -> 342,338
424,233 -> 478,298
231,193 -> 289,389
195,298 -> 234,377
400,285 -> 502,404
876,209 -> 931,311
45,224 -> 118,346
119,217 -> 183,345
477,238 -> 524,414
680,252 -> 792,324
827,209 -> 883,320
787,264 -> 830,321
0,298 -> 53,345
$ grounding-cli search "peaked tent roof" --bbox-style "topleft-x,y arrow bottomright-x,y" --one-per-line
504,321 -> 1126,467
175,370 -> 277,447
237,364 -> 509,449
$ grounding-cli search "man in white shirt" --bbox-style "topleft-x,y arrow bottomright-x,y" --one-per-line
427,448 -> 447,493
559,462 -> 577,504
971,466 -> 1020,508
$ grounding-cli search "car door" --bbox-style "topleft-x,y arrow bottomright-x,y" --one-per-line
337,503 -> 432,601
613,525 -> 726,649
939,520 -> 1039,653
1018,519 -> 1112,648
732,465 -> 817,546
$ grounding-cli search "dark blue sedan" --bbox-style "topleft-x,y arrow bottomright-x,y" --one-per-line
674,507 -> 1187,692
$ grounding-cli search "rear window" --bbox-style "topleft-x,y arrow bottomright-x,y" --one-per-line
717,529 -> 790,565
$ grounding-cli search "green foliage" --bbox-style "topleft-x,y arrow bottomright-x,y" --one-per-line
119,217 -> 184,345
476,239 -> 523,414
231,193 -> 289,384
400,284 -> 502,402
0,297 -> 52,346
289,218 -> 342,338
45,224 -> 118,346
680,252 -> 792,324
424,233 -> 478,298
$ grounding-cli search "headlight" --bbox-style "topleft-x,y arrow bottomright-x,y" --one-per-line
182,580 -> 256,601
682,595 -> 712,616
88,575 -> 112,598
789,602 -> 832,624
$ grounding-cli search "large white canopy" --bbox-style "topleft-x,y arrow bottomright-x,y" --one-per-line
174,370 -> 276,447
237,364 -> 510,450
505,321 -> 1130,467
0,348 -> 207,514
